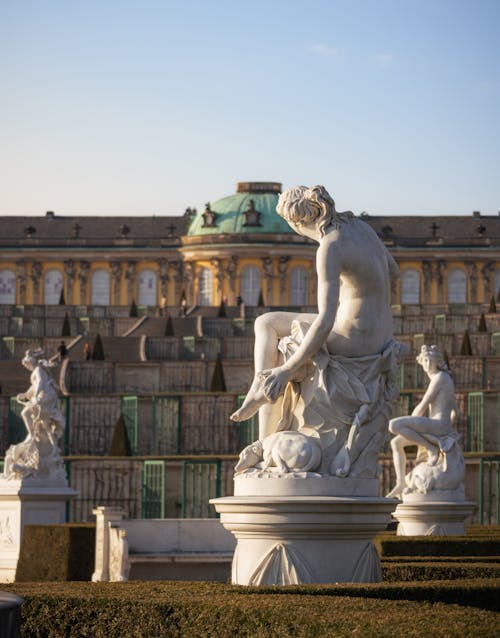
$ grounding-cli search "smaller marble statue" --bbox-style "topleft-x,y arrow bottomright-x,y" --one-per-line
387,344 -> 464,498
3,350 -> 67,482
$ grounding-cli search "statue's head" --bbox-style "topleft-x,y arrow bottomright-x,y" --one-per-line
416,344 -> 449,374
22,349 -> 43,371
276,185 -> 337,237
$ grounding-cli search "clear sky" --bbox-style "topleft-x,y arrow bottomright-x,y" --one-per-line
1,0 -> 499,216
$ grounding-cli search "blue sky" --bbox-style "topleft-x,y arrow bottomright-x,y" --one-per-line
1,0 -> 499,216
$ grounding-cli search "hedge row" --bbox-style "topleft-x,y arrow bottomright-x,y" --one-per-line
381,561 -> 500,581
376,535 -> 500,557
3,580 -> 499,638
15,524 -> 95,582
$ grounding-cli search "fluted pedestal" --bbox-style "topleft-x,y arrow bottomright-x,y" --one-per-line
393,492 -> 475,536
211,494 -> 398,585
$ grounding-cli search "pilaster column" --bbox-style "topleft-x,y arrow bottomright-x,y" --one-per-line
79,261 -> 90,304
15,261 -> 26,305
64,260 -> 76,304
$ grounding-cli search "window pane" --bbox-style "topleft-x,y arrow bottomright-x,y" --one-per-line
290,267 -> 308,306
138,269 -> 157,306
401,269 -> 420,304
198,268 -> 213,306
0,269 -> 16,304
240,266 -> 261,306
91,270 -> 110,305
448,269 -> 467,303
44,269 -> 63,304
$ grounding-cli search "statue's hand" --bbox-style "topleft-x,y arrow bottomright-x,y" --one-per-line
262,367 -> 291,402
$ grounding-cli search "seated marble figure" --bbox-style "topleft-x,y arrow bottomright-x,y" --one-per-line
231,185 -> 405,478
387,344 -> 464,498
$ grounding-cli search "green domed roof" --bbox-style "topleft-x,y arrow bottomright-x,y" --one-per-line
187,182 -> 293,236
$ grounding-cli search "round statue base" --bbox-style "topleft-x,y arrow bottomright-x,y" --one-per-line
211,495 -> 398,585
393,493 -> 475,536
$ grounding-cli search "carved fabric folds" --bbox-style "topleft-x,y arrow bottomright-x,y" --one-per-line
276,320 -> 406,451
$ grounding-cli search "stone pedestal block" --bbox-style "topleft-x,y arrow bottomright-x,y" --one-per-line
393,493 -> 475,536
0,479 -> 77,582
211,495 -> 398,585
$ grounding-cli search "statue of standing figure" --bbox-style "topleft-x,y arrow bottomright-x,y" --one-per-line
3,350 -> 67,481
231,185 -> 406,478
387,344 -> 464,498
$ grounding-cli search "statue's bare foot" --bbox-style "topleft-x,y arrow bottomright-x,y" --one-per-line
386,483 -> 406,498
230,372 -> 270,421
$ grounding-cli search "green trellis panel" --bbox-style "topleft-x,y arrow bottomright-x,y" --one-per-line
235,395 -> 257,448
467,392 -> 484,452
181,336 -> 196,359
8,397 -> 25,445
142,460 -> 166,519
434,314 -> 446,334
59,397 -> 70,455
2,337 -> 15,357
182,461 -> 221,518
152,396 -> 181,454
121,396 -> 138,455
491,333 -> 500,356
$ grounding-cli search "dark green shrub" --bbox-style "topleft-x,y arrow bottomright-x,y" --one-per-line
478,313 -> 487,332
2,580 -> 499,637
108,414 -> 132,456
217,300 -> 227,318
377,535 -> 500,557
488,295 -> 497,313
460,329 -> 473,355
257,289 -> 265,307
129,299 -> 138,317
58,288 -> 66,305
164,315 -> 174,336
61,312 -> 71,337
210,353 -> 227,392
15,524 -> 95,582
92,333 -> 105,360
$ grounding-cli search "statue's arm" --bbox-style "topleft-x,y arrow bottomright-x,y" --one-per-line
263,241 -> 340,401
411,374 -> 440,417
30,368 -> 44,402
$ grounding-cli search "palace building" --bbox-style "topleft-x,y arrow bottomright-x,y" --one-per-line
1,181 -> 499,310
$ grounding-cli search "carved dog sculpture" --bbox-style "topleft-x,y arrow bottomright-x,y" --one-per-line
405,442 -> 465,494
235,431 -> 322,474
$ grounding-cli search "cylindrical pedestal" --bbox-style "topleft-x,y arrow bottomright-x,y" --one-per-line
211,495 -> 398,585
393,495 -> 475,536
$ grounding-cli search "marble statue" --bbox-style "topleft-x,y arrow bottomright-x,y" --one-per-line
387,344 -> 464,498
3,350 -> 66,481
231,185 -> 405,479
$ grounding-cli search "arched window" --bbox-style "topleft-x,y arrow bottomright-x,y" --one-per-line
290,267 -> 308,306
401,269 -> 420,304
0,269 -> 16,304
91,269 -> 110,306
44,269 -> 63,304
240,266 -> 262,306
448,268 -> 467,303
138,269 -> 157,306
197,267 -> 213,306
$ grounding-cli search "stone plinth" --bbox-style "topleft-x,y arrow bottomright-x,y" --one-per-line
393,492 -> 475,536
0,479 -> 77,582
211,494 -> 398,585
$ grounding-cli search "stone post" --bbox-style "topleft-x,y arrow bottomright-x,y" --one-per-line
92,506 -> 125,582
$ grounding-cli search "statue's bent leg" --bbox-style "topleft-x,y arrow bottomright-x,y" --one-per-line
386,434 -> 410,498
231,312 -> 314,425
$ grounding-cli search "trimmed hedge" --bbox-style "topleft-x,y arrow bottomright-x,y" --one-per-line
2,580 -> 499,638
382,561 -> 500,582
15,524 -> 95,582
376,535 -> 500,557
